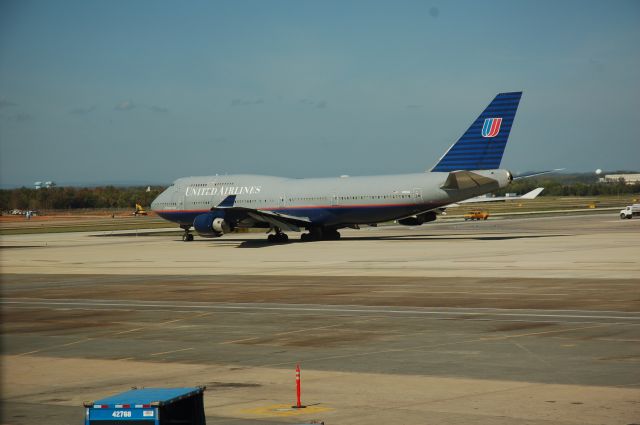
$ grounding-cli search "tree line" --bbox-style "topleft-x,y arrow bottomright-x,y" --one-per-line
0,186 -> 165,211
495,178 -> 639,197
1,177 -> 638,212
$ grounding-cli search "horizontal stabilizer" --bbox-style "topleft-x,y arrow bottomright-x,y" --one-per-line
456,187 -> 544,204
520,187 -> 544,199
441,170 -> 498,191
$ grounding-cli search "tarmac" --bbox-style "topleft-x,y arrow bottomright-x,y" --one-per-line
1,213 -> 639,424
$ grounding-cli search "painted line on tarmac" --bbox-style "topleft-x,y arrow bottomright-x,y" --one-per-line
4,297 -> 639,315
150,347 -> 194,356
257,323 -> 612,368
2,299 -> 640,323
221,323 -> 344,344
113,327 -> 145,335
18,337 -> 94,356
373,290 -> 571,296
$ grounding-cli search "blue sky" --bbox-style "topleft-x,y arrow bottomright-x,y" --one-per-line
1,0 -> 639,186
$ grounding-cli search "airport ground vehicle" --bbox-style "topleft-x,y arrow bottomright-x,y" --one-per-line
464,210 -> 489,221
619,204 -> 640,219
84,387 -> 206,425
133,203 -> 148,216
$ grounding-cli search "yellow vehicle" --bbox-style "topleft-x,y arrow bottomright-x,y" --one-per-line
133,203 -> 148,216
464,210 -> 489,221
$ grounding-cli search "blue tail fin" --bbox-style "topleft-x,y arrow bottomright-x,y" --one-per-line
431,92 -> 522,172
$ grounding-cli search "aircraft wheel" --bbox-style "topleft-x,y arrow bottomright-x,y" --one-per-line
268,233 -> 289,243
324,229 -> 341,240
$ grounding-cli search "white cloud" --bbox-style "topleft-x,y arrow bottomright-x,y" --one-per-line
115,100 -> 135,111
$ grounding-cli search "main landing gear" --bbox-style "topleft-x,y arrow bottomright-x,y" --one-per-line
181,225 -> 194,242
267,228 -> 289,243
301,227 -> 341,241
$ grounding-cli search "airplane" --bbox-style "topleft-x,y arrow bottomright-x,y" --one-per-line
152,91 -> 537,242
453,187 -> 545,205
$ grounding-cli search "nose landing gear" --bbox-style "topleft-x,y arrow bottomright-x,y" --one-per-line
181,225 -> 194,242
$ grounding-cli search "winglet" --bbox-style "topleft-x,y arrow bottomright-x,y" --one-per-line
520,187 -> 544,199
217,195 -> 236,208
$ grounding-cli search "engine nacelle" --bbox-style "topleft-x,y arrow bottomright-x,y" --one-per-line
212,217 -> 230,234
398,211 -> 437,226
193,212 -> 232,238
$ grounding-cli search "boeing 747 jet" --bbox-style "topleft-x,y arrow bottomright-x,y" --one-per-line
152,92 -> 529,242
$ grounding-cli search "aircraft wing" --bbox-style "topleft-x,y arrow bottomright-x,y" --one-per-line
445,187 -> 544,208
519,187 -> 545,199
214,195 -> 311,231
457,187 -> 544,204
243,209 -> 310,231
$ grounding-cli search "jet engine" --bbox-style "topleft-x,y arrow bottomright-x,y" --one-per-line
193,211 -> 232,238
397,211 -> 437,226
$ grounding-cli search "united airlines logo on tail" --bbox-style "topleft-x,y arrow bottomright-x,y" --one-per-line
482,118 -> 502,138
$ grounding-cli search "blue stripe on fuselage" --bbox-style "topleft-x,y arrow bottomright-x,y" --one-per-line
155,203 -> 443,227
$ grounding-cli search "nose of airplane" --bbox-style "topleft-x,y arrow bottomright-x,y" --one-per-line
150,189 -> 165,212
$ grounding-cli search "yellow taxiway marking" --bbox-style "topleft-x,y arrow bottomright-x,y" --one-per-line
221,323 -> 343,345
113,327 -> 145,335
477,323 -> 609,342
258,324 -> 610,368
18,337 -> 94,356
159,318 -> 188,325
241,403 -> 332,417
159,312 -> 214,326
150,347 -> 194,356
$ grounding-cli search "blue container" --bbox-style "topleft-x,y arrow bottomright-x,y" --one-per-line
84,387 -> 206,425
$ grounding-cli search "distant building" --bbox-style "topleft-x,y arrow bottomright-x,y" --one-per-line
34,181 -> 56,189
599,174 -> 640,185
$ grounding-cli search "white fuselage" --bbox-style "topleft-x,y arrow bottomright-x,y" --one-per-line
151,169 -> 512,229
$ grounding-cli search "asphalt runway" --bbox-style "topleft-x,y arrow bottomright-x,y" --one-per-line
1,213 -> 640,424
